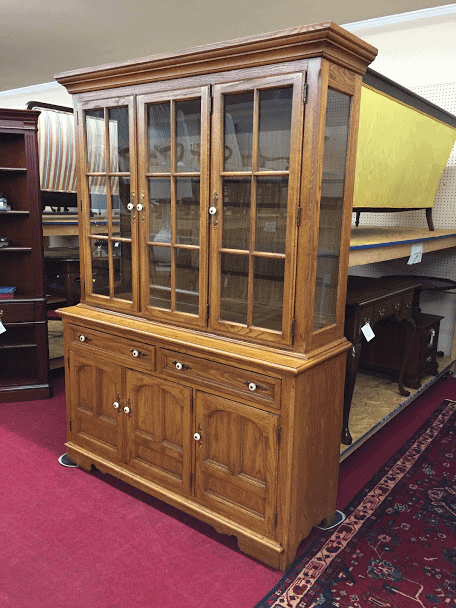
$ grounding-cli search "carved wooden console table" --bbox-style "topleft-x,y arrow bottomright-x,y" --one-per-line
342,275 -> 422,445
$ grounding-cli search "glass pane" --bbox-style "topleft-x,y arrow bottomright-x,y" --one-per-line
88,176 -> 109,236
175,99 -> 201,173
85,109 -> 105,173
224,92 -> 253,171
113,240 -> 132,300
222,178 -> 251,250
253,257 -> 284,331
148,178 -> 171,243
255,177 -> 288,254
220,253 -> 248,325
111,177 -> 131,239
176,248 -> 199,314
108,107 -> 130,173
176,178 -> 199,245
149,246 -> 171,309
91,238 -> 109,296
313,89 -> 351,331
258,87 -> 292,171
147,102 -> 171,173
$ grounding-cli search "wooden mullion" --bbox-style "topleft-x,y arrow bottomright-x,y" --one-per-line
247,89 -> 260,327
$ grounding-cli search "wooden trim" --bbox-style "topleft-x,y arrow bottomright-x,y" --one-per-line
55,22 -> 377,94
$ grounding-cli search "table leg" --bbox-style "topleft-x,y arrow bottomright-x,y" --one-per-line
341,342 -> 361,445
397,317 -> 416,397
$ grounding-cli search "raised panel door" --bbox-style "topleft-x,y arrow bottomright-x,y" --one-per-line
194,391 -> 279,537
68,350 -> 124,462
125,369 -> 193,494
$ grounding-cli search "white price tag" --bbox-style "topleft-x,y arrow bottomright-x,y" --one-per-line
0,320 -> 6,334
407,242 -> 423,265
361,321 -> 375,342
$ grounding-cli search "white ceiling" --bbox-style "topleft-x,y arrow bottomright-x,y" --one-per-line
0,0 -> 453,93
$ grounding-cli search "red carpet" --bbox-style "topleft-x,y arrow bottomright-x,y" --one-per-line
256,393 -> 456,606
1,372 -> 456,607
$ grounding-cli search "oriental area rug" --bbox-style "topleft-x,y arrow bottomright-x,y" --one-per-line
256,399 -> 456,608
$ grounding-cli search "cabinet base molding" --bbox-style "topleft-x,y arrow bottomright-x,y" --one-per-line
0,384 -> 51,404
66,443 -> 286,569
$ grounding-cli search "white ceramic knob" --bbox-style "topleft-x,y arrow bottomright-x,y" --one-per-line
123,406 -> 130,414
127,202 -> 134,211
248,382 -> 257,392
136,203 -> 143,211
209,206 -> 217,216
193,432 -> 201,441
79,335 -> 86,342
175,362 -> 183,370
113,401 -> 120,409
131,349 -> 139,357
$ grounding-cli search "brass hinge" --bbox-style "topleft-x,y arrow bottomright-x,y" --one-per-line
303,82 -> 309,104
274,511 -> 278,528
69,420 -> 72,432
277,425 -> 281,444
296,206 -> 301,226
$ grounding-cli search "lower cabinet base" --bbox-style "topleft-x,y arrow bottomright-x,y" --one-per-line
66,442 -> 287,570
0,383 -> 51,403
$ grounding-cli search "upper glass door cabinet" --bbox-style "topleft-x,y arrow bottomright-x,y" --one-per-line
210,74 -> 305,345
137,87 -> 210,328
79,97 -> 138,312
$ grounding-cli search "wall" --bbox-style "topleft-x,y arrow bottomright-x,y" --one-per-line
0,81 -> 72,109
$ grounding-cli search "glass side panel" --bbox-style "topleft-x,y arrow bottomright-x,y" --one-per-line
113,240 -> 132,300
176,178 -> 199,246
175,248 -> 199,314
148,245 -> 171,309
222,178 -> 251,250
86,109 -> 106,173
107,107 -> 130,173
253,257 -> 284,331
313,89 -> 351,331
255,177 -> 288,254
220,253 -> 248,324
148,178 -> 171,243
258,87 -> 292,171
175,99 -> 201,173
111,177 -> 131,238
224,92 -> 254,172
147,102 -> 171,173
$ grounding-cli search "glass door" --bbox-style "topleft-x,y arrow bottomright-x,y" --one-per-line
137,87 -> 210,328
78,97 -> 138,311
210,74 -> 304,345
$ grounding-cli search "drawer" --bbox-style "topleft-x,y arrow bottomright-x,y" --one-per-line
0,301 -> 39,323
69,325 -> 155,370
158,348 -> 281,410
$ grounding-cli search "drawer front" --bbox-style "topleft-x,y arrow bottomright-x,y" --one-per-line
159,348 -> 281,410
0,301 -> 38,323
69,325 -> 155,370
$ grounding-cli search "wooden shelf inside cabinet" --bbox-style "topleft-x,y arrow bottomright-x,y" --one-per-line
0,210 -> 30,215
0,246 -> 33,252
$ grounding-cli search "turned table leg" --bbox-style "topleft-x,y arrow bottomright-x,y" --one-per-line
341,342 -> 361,445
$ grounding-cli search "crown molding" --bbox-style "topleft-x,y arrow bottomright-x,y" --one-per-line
342,3 -> 456,32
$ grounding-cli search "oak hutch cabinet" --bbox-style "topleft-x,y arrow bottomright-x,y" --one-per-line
0,109 -> 50,402
56,22 -> 377,570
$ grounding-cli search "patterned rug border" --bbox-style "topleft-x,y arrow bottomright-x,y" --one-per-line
255,398 -> 456,608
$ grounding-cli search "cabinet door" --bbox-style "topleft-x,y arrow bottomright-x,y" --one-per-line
209,73 -> 305,345
68,350 -> 124,462
195,391 -> 279,537
77,96 -> 139,312
137,87 -> 210,328
126,369 -> 193,495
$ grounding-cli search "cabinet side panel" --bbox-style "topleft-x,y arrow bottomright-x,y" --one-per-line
283,351 -> 346,559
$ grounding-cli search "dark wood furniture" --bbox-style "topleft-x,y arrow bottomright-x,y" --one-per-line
342,275 -> 422,445
55,22 -> 377,570
0,109 -> 50,402
360,311 -> 443,390
44,248 -> 80,306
